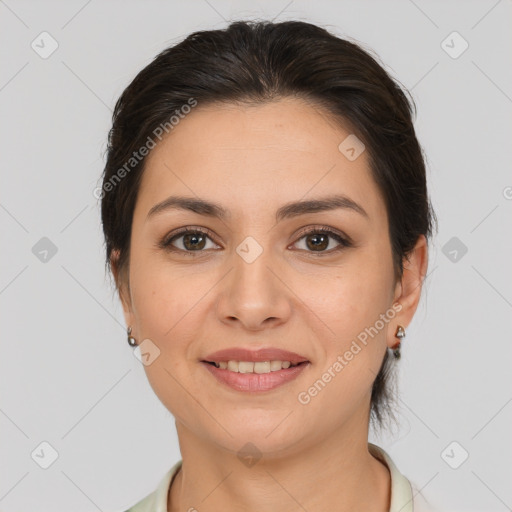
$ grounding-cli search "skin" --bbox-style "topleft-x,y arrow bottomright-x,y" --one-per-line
112,97 -> 428,512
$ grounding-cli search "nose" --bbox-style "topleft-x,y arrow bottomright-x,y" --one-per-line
216,243 -> 292,331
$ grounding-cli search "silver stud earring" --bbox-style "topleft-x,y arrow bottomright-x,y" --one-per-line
127,326 -> 137,347
391,325 -> 406,359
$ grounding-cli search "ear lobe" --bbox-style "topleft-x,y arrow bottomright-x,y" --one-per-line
391,235 -> 429,333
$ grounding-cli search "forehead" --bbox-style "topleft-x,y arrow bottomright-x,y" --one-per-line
136,98 -> 386,224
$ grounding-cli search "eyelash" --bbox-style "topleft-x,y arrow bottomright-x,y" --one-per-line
158,225 -> 353,257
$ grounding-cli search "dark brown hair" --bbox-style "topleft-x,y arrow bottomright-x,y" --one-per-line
100,20 -> 437,433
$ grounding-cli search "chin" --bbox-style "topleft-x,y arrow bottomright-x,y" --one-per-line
207,417 -> 307,457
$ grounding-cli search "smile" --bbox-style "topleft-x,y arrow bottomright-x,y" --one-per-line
205,360 -> 302,373
201,360 -> 310,392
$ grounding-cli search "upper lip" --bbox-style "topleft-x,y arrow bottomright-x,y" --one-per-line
203,347 -> 309,365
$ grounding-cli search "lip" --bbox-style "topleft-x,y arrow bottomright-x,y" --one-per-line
202,347 -> 309,365
201,360 -> 310,392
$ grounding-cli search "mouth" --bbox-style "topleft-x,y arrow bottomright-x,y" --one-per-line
201,360 -> 308,373
200,358 -> 311,392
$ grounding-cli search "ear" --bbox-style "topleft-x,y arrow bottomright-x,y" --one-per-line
389,235 -> 429,348
110,250 -> 135,328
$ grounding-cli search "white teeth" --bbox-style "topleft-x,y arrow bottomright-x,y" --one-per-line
239,361 -> 254,373
212,360 -> 300,373
270,360 -> 283,371
227,360 -> 238,372
254,361 -> 270,374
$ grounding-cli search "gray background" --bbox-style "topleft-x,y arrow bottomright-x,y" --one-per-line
1,1 -> 511,511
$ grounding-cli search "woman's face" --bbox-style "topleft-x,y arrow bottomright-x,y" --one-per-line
118,97 -> 412,455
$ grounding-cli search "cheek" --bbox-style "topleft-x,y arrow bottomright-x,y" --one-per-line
127,251 -> 221,378
297,284 -> 391,428
318,261 -> 393,343
131,271 -> 198,346
304,256 -> 393,400
128,262 -> 205,420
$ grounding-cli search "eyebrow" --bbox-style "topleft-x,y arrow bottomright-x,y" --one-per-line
146,194 -> 369,222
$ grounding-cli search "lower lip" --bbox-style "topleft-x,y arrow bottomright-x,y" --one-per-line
201,361 -> 310,392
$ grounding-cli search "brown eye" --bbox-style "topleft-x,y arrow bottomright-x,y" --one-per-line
305,232 -> 330,251
180,232 -> 207,251
160,228 -> 220,255
292,227 -> 351,254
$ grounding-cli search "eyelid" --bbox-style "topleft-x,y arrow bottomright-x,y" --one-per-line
292,224 -> 352,245
158,226 -> 221,252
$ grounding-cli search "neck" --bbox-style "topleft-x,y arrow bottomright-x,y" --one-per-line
168,419 -> 390,512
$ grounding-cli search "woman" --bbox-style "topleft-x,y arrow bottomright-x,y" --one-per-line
100,20 -> 438,512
